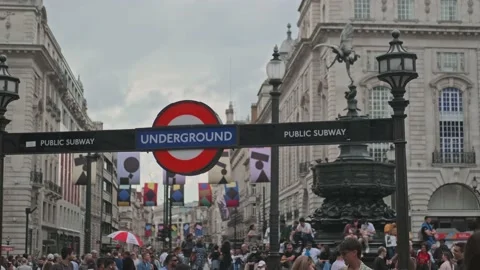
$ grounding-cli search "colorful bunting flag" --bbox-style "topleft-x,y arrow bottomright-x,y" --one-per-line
117,152 -> 141,185
224,182 -> 239,208
145,223 -> 152,237
198,183 -> 213,207
118,184 -> 131,206
208,150 -> 233,184
171,185 -> 185,206
143,183 -> 158,206
195,223 -> 203,236
249,148 -> 271,183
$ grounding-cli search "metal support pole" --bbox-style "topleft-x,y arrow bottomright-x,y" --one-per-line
234,208 -> 237,249
169,178 -> 175,250
267,82 -> 281,269
25,208 -> 30,254
390,93 -> 410,270
84,153 -> 99,253
0,121 -> 7,256
163,183 -> 168,248
262,186 -> 266,235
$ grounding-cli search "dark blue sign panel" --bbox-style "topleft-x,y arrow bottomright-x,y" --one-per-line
135,126 -> 238,150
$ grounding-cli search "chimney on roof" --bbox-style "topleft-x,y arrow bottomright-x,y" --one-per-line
250,103 -> 258,123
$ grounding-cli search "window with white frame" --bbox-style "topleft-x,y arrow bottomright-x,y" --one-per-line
438,87 -> 464,162
440,0 -> 457,21
437,52 -> 465,72
398,0 -> 415,20
368,86 -> 392,161
354,0 -> 370,19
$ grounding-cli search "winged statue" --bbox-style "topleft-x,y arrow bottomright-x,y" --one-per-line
313,23 -> 360,86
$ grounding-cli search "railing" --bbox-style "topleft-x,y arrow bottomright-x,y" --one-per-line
30,171 -> 43,185
432,151 -> 476,165
45,180 -> 62,196
298,161 -> 310,175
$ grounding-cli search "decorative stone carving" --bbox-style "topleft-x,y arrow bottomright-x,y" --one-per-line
0,11 -> 14,40
468,0 -> 474,15
381,0 -> 387,19
424,0 -> 431,14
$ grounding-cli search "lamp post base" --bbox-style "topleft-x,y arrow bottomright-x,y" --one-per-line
267,252 -> 281,269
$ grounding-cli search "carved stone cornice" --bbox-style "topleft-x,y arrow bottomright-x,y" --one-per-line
0,44 -> 95,130
310,22 -> 480,48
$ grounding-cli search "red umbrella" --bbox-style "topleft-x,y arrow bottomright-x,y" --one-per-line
107,231 -> 144,247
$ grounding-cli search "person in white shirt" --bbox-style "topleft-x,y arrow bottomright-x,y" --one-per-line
301,241 -> 321,266
385,229 -> 397,259
330,251 -> 347,270
296,218 -> 314,243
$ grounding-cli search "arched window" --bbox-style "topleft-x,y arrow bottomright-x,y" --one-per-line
438,87 -> 464,163
428,184 -> 479,210
368,86 -> 392,161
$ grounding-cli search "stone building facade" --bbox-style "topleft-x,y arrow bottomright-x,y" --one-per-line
256,0 -> 480,236
0,0 -> 112,255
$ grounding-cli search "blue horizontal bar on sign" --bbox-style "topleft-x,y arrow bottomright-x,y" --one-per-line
135,125 -> 238,150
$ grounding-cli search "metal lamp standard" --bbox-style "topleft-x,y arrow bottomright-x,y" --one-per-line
471,177 -> 480,196
265,45 -> 285,269
376,30 -> 418,270
0,55 -> 20,256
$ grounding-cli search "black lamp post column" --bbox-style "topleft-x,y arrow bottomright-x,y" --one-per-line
377,30 -> 418,270
84,153 -> 100,253
25,207 -> 37,254
266,45 -> 285,269
0,55 -> 21,256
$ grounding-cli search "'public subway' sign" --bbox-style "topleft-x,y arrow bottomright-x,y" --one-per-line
237,118 -> 394,147
284,128 -> 346,138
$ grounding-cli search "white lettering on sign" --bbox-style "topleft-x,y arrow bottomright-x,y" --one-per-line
39,138 -> 95,147
140,131 -> 233,145
283,129 -> 347,138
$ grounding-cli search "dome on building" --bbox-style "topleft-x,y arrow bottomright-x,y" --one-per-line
279,23 -> 294,56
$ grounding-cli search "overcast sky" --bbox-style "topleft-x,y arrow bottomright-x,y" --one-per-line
44,0 -> 299,202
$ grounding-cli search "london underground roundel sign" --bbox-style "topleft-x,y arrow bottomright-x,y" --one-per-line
152,100 -> 223,175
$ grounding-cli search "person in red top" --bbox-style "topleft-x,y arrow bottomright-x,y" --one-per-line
416,243 -> 431,270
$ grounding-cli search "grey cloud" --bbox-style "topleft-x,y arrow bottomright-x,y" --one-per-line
44,0 -> 298,129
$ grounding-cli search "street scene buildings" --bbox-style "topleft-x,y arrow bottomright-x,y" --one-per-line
229,0 -> 480,239
1,0 -> 480,265
0,1 -> 151,255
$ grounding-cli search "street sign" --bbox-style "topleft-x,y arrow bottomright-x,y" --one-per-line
1,245 -> 14,252
3,129 -> 135,154
150,100 -> 224,175
237,118 -> 394,147
2,118 -> 394,155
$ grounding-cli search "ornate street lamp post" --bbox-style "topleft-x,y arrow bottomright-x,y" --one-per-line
0,55 -> 20,256
265,45 -> 285,269
377,30 -> 418,270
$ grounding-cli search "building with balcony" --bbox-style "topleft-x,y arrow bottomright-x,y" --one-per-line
152,201 -> 210,245
94,151 -> 119,253
0,0 -> 101,255
118,191 -> 152,250
255,0 -> 480,236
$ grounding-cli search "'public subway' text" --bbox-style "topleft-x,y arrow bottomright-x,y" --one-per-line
284,129 -> 347,138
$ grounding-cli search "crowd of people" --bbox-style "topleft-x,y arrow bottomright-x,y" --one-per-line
2,216 -> 480,270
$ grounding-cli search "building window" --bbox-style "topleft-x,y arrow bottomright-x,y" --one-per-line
398,0 -> 414,20
437,52 -> 465,72
439,87 -> 464,162
368,86 -> 392,161
440,0 -> 457,21
354,0 -> 370,19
